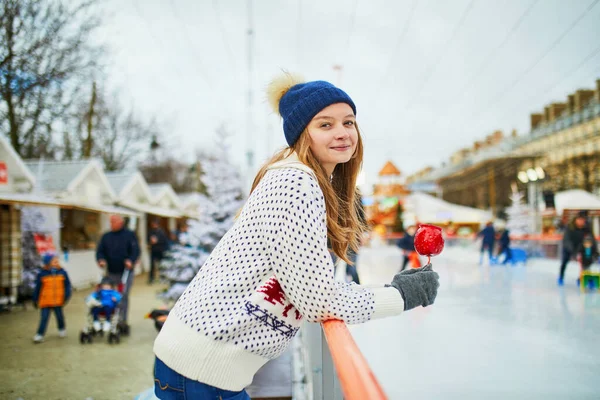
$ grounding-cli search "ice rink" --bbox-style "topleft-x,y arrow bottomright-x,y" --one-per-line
349,243 -> 600,400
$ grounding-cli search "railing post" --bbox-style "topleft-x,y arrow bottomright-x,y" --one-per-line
304,322 -> 323,400
322,329 -> 343,400
303,322 -> 343,400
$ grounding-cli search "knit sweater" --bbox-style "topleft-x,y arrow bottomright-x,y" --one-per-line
153,153 -> 404,391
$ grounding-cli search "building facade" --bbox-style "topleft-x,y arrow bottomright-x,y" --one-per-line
514,81 -> 600,195
408,79 -> 600,219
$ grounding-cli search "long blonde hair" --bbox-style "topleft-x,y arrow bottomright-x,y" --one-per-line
249,124 -> 366,264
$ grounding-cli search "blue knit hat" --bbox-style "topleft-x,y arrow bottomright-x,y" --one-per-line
267,73 -> 356,146
42,253 -> 56,266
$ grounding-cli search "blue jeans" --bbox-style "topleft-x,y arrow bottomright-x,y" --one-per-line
37,307 -> 65,335
154,357 -> 251,399
92,305 -> 116,321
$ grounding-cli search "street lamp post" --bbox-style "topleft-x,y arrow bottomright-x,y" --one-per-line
517,166 -> 546,234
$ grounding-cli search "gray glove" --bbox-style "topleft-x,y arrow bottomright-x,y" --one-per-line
388,264 -> 440,311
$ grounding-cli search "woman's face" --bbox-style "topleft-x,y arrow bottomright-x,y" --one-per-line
307,103 -> 357,175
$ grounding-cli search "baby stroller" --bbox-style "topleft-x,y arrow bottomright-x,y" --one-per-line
80,270 -> 130,344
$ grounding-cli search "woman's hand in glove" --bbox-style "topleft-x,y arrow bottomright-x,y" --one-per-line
388,264 -> 440,311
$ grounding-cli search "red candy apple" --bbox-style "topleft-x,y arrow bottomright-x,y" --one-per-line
414,224 -> 445,263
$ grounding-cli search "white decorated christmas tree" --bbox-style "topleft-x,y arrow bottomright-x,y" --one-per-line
159,245 -> 209,302
505,185 -> 532,236
157,128 -> 244,303
20,207 -> 53,298
188,128 -> 245,253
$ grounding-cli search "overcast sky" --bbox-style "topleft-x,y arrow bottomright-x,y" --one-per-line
98,0 -> 600,191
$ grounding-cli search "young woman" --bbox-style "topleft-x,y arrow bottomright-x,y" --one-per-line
153,73 -> 440,399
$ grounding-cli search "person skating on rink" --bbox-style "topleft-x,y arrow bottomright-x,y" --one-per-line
476,221 -> 496,265
497,227 -> 512,265
558,212 -> 595,286
397,225 -> 419,271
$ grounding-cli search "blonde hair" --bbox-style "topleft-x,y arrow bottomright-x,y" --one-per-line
249,125 -> 366,264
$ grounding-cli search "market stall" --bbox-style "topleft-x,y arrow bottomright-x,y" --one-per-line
403,192 -> 493,235
107,171 -> 184,272
23,159 -> 138,288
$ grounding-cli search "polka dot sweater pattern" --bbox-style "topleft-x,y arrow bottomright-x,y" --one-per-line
153,153 -> 404,391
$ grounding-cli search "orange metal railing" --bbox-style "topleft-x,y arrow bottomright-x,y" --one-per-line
321,320 -> 388,400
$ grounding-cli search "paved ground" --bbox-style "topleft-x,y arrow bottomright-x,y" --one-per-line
0,274 -> 166,400
350,243 -> 600,400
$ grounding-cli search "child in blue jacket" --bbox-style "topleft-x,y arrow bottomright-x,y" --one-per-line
87,277 -> 122,332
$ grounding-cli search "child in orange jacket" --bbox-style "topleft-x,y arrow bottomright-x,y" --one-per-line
32,253 -> 72,343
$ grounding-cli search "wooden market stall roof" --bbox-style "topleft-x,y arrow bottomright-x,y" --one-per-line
554,189 -> 600,215
0,135 -> 36,191
148,183 -> 182,209
23,158 -> 117,202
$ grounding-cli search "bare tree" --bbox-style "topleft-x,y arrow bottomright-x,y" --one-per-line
0,0 -> 103,158
69,84 -> 157,171
138,133 -> 202,193
139,158 -> 198,193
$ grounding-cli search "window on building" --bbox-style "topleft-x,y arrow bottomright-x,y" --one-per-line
60,209 -> 101,251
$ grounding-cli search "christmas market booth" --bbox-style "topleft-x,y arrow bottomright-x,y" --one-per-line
0,137 -> 66,305
147,183 -> 184,239
107,170 -> 178,275
403,192 -> 492,236
177,192 -> 201,221
23,159 -> 138,289
541,189 -> 600,236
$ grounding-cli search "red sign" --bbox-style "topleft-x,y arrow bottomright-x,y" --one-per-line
33,233 -> 56,255
0,162 -> 7,184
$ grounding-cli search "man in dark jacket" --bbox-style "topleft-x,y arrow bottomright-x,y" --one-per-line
558,213 -> 596,286
148,218 -> 169,284
96,215 -> 140,323
477,222 -> 496,265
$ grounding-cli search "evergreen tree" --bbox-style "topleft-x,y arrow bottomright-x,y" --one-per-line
159,245 -> 209,302
157,128 -> 244,303
188,127 -> 245,253
20,207 -> 54,298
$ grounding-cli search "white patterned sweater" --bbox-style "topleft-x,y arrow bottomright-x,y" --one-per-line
154,153 -> 404,391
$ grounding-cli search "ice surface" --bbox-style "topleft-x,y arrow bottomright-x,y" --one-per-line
350,243 -> 600,400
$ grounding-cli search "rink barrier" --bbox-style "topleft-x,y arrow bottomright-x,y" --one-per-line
322,320 -> 388,400
302,320 -> 387,400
